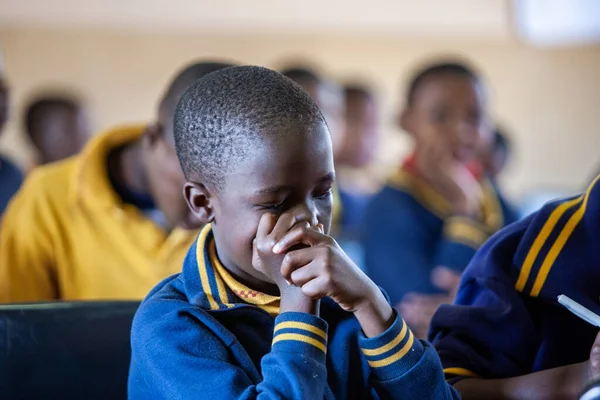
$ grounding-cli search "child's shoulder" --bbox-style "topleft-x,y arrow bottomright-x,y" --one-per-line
132,273 -> 232,351
366,182 -> 443,225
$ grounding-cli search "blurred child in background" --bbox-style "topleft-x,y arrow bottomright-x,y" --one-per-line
480,125 -> 519,224
0,60 -> 233,302
23,92 -> 90,166
0,49 -> 23,216
335,83 -> 380,240
362,61 -> 517,338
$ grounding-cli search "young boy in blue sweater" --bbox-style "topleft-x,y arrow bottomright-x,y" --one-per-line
429,175 -> 600,398
128,66 -> 459,399
362,62 -> 517,338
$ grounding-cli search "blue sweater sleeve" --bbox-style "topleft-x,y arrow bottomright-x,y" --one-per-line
429,217 -> 540,379
362,189 -> 486,304
129,299 -> 330,399
358,312 -> 460,399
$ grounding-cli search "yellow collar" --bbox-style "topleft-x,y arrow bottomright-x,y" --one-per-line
196,224 -> 280,315
389,168 -> 504,232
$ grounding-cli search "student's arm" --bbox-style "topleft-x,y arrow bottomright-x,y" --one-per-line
453,361 -> 589,400
430,217 -> 574,397
356,311 -> 460,399
273,220 -> 460,399
455,330 -> 600,399
128,299 -> 330,400
0,171 -> 58,302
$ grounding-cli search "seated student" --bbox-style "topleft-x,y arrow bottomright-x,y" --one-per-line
430,175 -> 600,398
336,83 -> 380,240
128,66 -> 459,399
362,62 -> 517,338
480,126 -> 519,223
0,50 -> 23,216
0,61 -> 234,302
23,92 -> 90,165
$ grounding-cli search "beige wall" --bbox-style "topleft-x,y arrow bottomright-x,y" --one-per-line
1,28 -> 599,199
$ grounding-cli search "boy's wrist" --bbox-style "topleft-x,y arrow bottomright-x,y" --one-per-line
353,285 -> 394,338
280,285 -> 319,315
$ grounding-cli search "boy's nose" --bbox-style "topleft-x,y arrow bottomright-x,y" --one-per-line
293,203 -> 319,228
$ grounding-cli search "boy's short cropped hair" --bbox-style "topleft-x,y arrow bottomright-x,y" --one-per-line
174,65 -> 326,188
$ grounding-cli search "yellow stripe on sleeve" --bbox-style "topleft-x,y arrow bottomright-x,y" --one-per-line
443,367 -> 478,378
361,319 -> 408,357
514,196 -> 582,292
274,321 -> 327,341
530,176 -> 599,296
366,331 -> 415,368
272,333 -> 327,353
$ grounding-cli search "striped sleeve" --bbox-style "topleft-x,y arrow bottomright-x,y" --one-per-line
272,312 -> 328,364
359,312 -> 424,381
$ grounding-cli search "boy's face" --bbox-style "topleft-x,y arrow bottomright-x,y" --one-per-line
403,74 -> 487,164
35,107 -> 90,164
208,122 -> 335,284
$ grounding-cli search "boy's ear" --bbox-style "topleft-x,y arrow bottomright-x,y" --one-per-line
183,181 -> 215,224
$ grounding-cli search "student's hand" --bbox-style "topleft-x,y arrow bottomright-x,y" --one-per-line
273,224 -> 394,337
417,138 -> 482,216
252,213 -> 318,315
396,267 -> 461,339
584,332 -> 600,387
455,332 -> 600,399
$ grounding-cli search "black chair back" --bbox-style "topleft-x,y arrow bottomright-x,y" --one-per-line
0,301 -> 139,400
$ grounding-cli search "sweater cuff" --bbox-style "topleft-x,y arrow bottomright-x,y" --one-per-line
272,312 -> 329,364
444,216 -> 488,249
359,311 -> 424,381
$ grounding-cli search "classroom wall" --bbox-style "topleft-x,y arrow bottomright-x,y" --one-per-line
1,28 -> 599,199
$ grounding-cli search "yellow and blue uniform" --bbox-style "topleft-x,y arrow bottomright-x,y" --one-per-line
430,175 -> 600,379
128,225 -> 460,399
362,166 -> 516,305
0,125 -> 196,302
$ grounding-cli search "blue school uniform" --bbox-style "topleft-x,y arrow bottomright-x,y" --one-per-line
430,175 -> 600,379
362,167 -> 516,305
128,225 -> 460,399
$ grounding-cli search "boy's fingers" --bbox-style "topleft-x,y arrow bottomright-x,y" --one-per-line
273,224 -> 325,254
256,213 -> 278,240
269,213 -> 297,243
300,275 -> 329,299
280,247 -> 316,279
289,261 -> 320,287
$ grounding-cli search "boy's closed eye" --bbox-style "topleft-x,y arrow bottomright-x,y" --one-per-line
253,187 -> 333,212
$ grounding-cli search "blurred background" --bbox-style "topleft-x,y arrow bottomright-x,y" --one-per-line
0,0 -> 599,206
